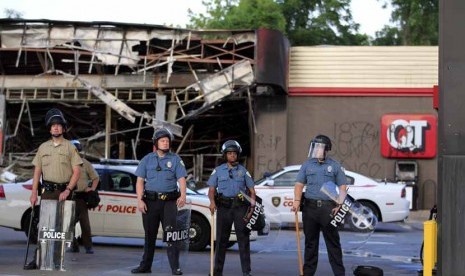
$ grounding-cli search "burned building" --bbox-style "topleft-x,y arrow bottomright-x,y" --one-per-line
0,19 -> 290,182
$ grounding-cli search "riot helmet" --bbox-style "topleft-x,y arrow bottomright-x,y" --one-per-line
71,140 -> 82,152
45,108 -> 67,130
152,128 -> 173,152
221,140 -> 242,155
308,134 -> 332,159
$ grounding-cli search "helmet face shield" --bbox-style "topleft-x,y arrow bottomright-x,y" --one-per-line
308,142 -> 327,159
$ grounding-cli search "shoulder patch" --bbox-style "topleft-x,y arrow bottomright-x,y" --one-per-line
211,169 -> 216,176
180,160 -> 185,167
341,166 -> 345,172
246,171 -> 252,178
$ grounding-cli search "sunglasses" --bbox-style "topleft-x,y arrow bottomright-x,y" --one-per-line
228,170 -> 233,179
156,164 -> 162,171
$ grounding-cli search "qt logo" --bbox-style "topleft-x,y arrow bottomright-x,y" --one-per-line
381,114 -> 437,158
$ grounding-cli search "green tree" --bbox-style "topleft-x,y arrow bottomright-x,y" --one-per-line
188,0 -> 286,33
373,0 -> 438,45
277,0 -> 368,45
4,9 -> 23,19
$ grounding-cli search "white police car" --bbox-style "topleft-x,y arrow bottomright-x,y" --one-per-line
253,165 -> 410,231
0,161 -> 249,251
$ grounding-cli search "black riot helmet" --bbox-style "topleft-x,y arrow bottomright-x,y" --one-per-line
152,128 -> 174,150
221,140 -> 242,155
308,134 -> 332,159
45,108 -> 67,131
71,140 -> 82,152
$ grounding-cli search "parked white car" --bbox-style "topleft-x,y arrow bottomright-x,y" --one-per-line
198,165 -> 410,231
255,165 -> 410,231
0,162 -> 251,251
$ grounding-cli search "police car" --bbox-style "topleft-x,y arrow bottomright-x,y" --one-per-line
198,165 -> 410,231
0,162 -> 249,251
253,165 -> 410,231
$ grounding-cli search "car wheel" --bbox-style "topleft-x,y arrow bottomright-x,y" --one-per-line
189,213 -> 210,251
348,201 -> 379,232
23,208 -> 39,244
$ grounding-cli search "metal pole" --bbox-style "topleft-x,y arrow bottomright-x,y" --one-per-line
423,220 -> 437,276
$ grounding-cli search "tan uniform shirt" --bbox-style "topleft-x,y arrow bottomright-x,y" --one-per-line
32,139 -> 83,183
76,159 -> 99,192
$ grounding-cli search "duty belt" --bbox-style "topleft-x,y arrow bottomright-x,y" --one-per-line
216,194 -> 248,208
305,198 -> 335,208
144,190 -> 180,201
42,181 -> 68,192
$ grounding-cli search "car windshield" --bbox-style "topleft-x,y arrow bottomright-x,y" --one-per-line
255,168 -> 287,185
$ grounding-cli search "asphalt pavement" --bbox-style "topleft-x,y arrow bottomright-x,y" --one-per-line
0,211 -> 430,276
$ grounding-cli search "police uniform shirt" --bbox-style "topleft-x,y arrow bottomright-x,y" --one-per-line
207,164 -> 254,198
32,139 -> 83,183
76,159 -> 99,192
296,157 -> 346,200
135,152 -> 187,192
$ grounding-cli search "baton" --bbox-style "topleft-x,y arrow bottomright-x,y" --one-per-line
295,212 -> 303,276
23,207 -> 35,269
210,211 -> 215,276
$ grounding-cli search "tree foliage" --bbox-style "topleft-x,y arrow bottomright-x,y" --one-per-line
189,0 -> 368,46
277,0 -> 368,45
373,0 -> 438,45
188,0 -> 286,32
4,9 -> 23,19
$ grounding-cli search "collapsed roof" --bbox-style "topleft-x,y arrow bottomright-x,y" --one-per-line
0,19 -> 289,181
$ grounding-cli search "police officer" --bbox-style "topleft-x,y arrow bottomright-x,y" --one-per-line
291,134 -> 347,276
70,140 -> 99,254
208,140 -> 255,276
25,108 -> 82,270
131,128 -> 187,275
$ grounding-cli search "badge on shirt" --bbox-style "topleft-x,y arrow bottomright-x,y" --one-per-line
167,161 -> 172,168
237,170 -> 243,177
327,166 -> 333,173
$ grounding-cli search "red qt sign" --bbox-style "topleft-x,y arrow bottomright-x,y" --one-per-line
381,114 -> 437,159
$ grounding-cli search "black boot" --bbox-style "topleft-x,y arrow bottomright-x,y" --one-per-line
172,268 -> 183,275
23,260 -> 38,270
131,266 -> 152,274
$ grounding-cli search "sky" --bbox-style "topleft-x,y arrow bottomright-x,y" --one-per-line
1,0 -> 392,37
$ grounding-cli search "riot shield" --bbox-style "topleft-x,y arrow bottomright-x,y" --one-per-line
239,191 -> 282,252
37,199 -> 75,271
320,181 -> 378,250
162,198 -> 191,273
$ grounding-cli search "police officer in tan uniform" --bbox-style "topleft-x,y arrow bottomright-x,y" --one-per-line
24,108 -> 82,270
70,140 -> 99,254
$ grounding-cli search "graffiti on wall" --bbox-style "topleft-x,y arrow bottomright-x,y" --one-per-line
255,133 -> 286,178
332,121 -> 382,177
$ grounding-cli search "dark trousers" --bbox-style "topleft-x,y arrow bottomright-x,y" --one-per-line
302,201 -> 345,276
75,197 -> 92,249
214,205 -> 251,274
138,199 -> 179,271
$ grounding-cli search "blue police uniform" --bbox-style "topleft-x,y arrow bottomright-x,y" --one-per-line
208,163 -> 254,276
134,152 -> 187,273
296,157 -> 346,276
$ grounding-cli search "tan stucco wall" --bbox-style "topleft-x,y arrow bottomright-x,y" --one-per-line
287,96 -> 437,209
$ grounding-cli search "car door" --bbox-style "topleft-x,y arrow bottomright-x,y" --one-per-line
97,168 -> 142,237
255,169 -> 300,224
